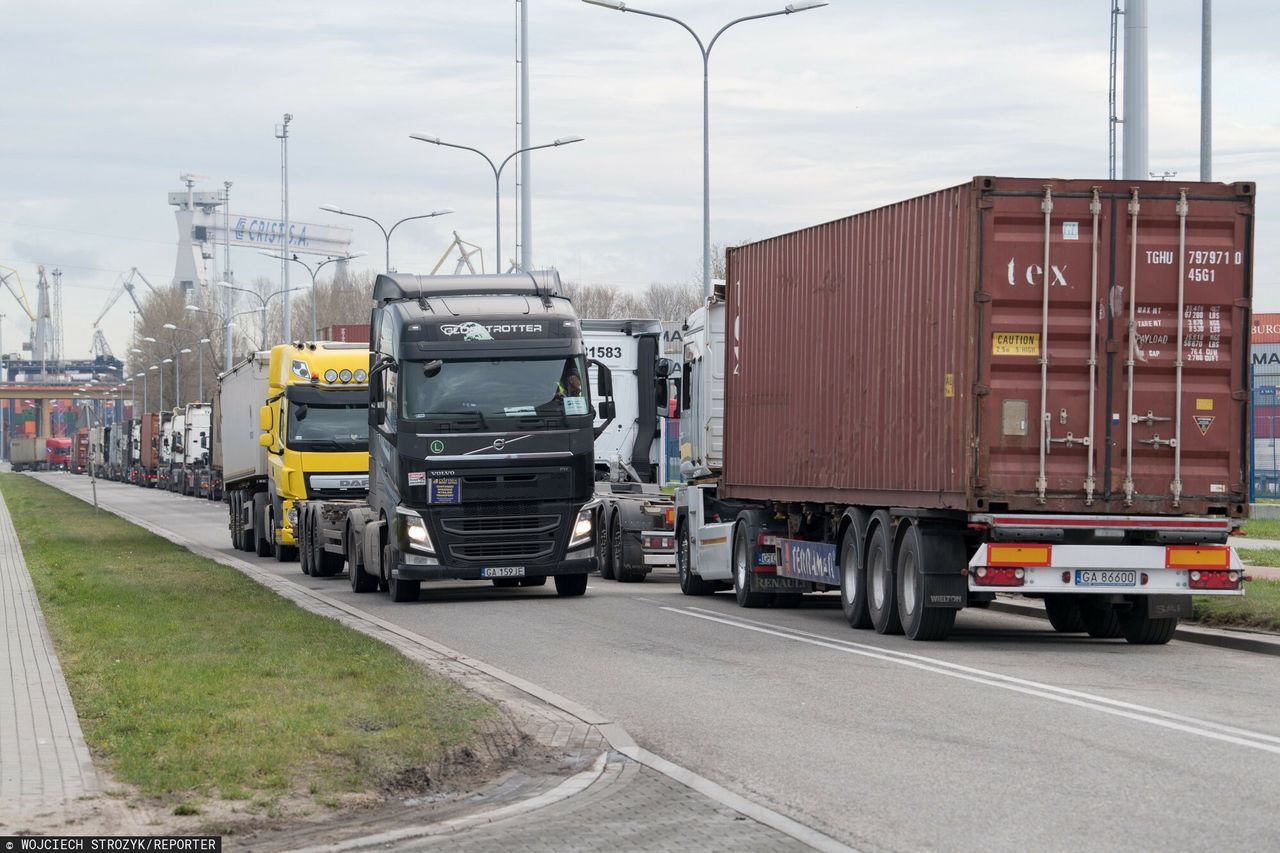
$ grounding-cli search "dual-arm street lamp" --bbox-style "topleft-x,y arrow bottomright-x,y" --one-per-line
257,250 -> 367,340
408,134 -> 585,272
318,206 -> 451,273
214,281 -> 308,349
581,0 -> 827,298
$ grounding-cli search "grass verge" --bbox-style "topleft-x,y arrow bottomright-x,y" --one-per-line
1,473 -> 491,809
1240,517 -> 1280,540
1192,576 -> 1280,633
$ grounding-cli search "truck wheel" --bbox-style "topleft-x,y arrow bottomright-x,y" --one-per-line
253,494 -> 273,558
298,512 -> 313,575
597,510 -> 616,580
677,523 -> 715,596
839,522 -> 872,629
732,518 -> 771,608
1120,599 -> 1178,645
228,494 -> 241,549
319,549 -> 345,577
1080,602 -> 1123,639
1044,596 -> 1086,633
384,544 -> 419,602
895,521 -> 955,641
614,513 -> 647,583
866,512 -> 902,634
348,526 -> 379,593
554,573 -> 588,597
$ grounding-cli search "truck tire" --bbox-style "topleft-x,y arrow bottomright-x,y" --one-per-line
384,544 -> 419,602
895,521 -> 955,641
1120,599 -> 1178,645
1080,601 -> 1123,638
613,513 -> 647,583
228,494 -> 241,549
253,493 -> 273,557
839,521 -> 872,629
348,525 -> 379,593
1044,596 -> 1086,633
554,573 -> 588,596
866,512 -> 902,634
677,523 -> 716,596
318,548 -> 345,577
298,511 -> 313,575
597,510 -> 616,580
732,516 -> 772,608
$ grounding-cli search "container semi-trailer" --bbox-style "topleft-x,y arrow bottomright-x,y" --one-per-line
298,272 -> 615,602
10,436 -> 41,472
675,176 -> 1254,644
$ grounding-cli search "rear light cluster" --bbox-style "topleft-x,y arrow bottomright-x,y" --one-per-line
642,533 -> 674,551
973,566 -> 1024,587
1188,570 -> 1242,590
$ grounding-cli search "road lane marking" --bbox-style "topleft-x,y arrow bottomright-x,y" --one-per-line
663,606 -> 1280,756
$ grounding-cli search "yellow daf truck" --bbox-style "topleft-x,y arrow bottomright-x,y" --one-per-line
218,342 -> 370,561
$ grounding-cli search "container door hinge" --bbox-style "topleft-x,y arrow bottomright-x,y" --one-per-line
972,384 -> 991,397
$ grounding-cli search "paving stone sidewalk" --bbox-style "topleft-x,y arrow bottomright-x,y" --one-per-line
0,487 -> 101,825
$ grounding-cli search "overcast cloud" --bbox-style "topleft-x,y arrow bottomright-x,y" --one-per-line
1,0 -> 1276,358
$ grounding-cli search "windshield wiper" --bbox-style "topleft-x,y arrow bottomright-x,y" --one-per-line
427,410 -> 489,429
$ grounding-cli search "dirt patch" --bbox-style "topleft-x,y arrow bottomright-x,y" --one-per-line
1,709 -> 553,848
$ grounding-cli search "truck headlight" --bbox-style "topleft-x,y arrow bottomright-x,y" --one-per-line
397,507 -> 435,555
286,508 -> 298,527
291,359 -> 311,380
568,507 -> 594,550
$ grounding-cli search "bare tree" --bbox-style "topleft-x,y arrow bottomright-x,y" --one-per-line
635,282 -> 701,321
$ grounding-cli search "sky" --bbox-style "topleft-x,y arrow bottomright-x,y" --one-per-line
1,0 -> 1277,362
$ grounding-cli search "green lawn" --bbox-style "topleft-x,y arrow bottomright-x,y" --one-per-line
1241,517 -> 1280,540
1,474 -> 491,811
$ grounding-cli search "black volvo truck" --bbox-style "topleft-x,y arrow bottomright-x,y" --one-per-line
305,270 -> 615,603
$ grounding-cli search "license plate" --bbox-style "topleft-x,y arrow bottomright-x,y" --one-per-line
1075,570 -> 1136,587
756,551 -> 777,566
483,566 -> 526,578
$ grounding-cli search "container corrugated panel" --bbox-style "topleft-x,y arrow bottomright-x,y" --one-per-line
722,176 -> 1254,517
321,324 -> 370,344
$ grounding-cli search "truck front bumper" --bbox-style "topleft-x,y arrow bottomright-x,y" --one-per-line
392,555 -> 597,582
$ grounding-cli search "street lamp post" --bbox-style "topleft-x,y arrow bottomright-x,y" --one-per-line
582,0 -> 826,298
163,323 -> 212,402
150,365 -> 162,412
318,206 -> 450,273
214,282 -> 307,348
409,134 -> 584,272
258,251 -> 367,340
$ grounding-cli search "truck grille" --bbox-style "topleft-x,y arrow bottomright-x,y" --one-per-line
434,503 -> 565,565
441,515 -> 560,535
449,541 -> 554,561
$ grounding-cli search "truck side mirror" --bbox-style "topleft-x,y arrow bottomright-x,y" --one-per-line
655,358 -> 675,379
258,405 -> 272,432
599,400 -> 616,421
258,433 -> 273,448
369,405 -> 385,427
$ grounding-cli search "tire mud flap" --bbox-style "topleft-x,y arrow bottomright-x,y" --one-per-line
922,574 -> 967,609
1144,595 -> 1192,619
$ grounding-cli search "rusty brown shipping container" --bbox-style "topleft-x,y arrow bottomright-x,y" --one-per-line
139,413 -> 164,471
722,176 -> 1254,518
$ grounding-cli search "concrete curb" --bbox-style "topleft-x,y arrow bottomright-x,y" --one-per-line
33,474 -> 858,853
989,600 -> 1280,656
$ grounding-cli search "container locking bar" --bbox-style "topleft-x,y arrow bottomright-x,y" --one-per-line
1123,188 -> 1141,506
1036,186 -> 1054,504
1084,188 -> 1102,505
1171,188 -> 1190,507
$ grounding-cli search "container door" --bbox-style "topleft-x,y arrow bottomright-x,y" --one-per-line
979,186 -> 1113,512
979,182 -> 1250,515
1107,188 -> 1249,515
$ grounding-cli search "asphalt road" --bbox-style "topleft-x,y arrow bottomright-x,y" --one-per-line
32,473 -> 1280,853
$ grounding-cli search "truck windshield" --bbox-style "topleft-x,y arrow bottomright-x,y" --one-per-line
401,355 -> 591,422
286,402 -> 368,451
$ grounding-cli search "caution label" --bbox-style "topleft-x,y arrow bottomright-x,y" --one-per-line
992,332 -> 1040,357
1195,416 -> 1215,436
